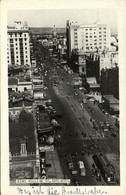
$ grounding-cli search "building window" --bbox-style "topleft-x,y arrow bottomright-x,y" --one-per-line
26,55 -> 27,58
90,36 -> 92,38
21,143 -> 27,155
10,39 -> 13,43
24,38 -> 27,41
15,38 -> 17,41
25,43 -> 27,45
89,28 -> 92,30
17,60 -> 18,63
16,47 -> 18,50
25,47 -> 27,49
26,60 -> 28,62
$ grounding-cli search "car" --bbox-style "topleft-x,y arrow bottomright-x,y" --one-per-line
78,161 -> 84,169
104,121 -> 110,127
90,118 -> 95,123
74,92 -> 78,96
109,125 -> 114,130
73,179 -> 80,186
89,98 -> 95,102
99,122 -> 104,126
103,126 -> 109,132
80,168 -> 86,176
111,132 -> 117,137
70,153 -> 75,158
71,170 -> 78,176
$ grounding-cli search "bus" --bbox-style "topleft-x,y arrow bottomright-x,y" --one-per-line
92,153 -> 115,183
78,161 -> 86,176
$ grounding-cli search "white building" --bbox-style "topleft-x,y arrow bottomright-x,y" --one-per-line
66,21 -> 110,58
7,21 -> 31,66
99,51 -> 118,71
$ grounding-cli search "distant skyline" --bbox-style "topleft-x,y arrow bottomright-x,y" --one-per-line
8,9 -> 117,32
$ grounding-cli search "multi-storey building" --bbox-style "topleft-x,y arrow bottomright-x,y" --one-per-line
66,20 -> 110,58
7,21 -> 31,66
99,51 -> 118,71
101,67 -> 119,99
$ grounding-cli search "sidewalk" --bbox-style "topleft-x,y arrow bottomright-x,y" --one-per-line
45,150 -> 64,179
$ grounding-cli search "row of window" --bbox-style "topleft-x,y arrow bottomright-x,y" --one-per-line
85,46 -> 106,50
9,33 -> 28,37
84,27 -> 106,31
85,42 -> 106,45
10,38 -> 28,43
7,59 -> 29,63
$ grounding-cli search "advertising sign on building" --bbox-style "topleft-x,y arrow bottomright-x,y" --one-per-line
39,145 -> 54,152
40,153 -> 46,179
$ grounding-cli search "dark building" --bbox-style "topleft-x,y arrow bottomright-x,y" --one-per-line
101,67 -> 119,99
9,109 -> 39,183
86,55 -> 100,83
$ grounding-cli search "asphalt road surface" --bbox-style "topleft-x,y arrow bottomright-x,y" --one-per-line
39,56 -> 119,186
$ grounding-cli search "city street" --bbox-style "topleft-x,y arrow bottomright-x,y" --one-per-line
39,56 -> 119,185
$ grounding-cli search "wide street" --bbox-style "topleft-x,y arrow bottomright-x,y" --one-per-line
37,54 -> 120,186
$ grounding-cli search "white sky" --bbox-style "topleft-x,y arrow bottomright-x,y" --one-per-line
7,9 -> 117,31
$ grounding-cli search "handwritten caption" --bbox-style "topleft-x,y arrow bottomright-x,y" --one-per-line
17,186 -> 107,195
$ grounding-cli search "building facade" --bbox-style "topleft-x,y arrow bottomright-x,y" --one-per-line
66,20 -> 110,58
7,21 -> 31,66
99,51 -> 118,71
101,67 -> 119,99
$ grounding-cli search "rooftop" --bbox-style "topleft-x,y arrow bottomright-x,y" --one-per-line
103,95 -> 119,104
8,77 -> 18,85
9,100 -> 33,108
9,117 -> 36,154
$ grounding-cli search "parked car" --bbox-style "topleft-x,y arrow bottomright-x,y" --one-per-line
73,179 -> 80,186
111,132 -> 117,137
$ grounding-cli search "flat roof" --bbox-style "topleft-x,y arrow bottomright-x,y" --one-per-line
8,77 -> 18,85
103,95 -> 119,104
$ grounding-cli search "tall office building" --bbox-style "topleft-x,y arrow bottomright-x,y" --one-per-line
66,20 -> 110,58
7,21 -> 31,66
